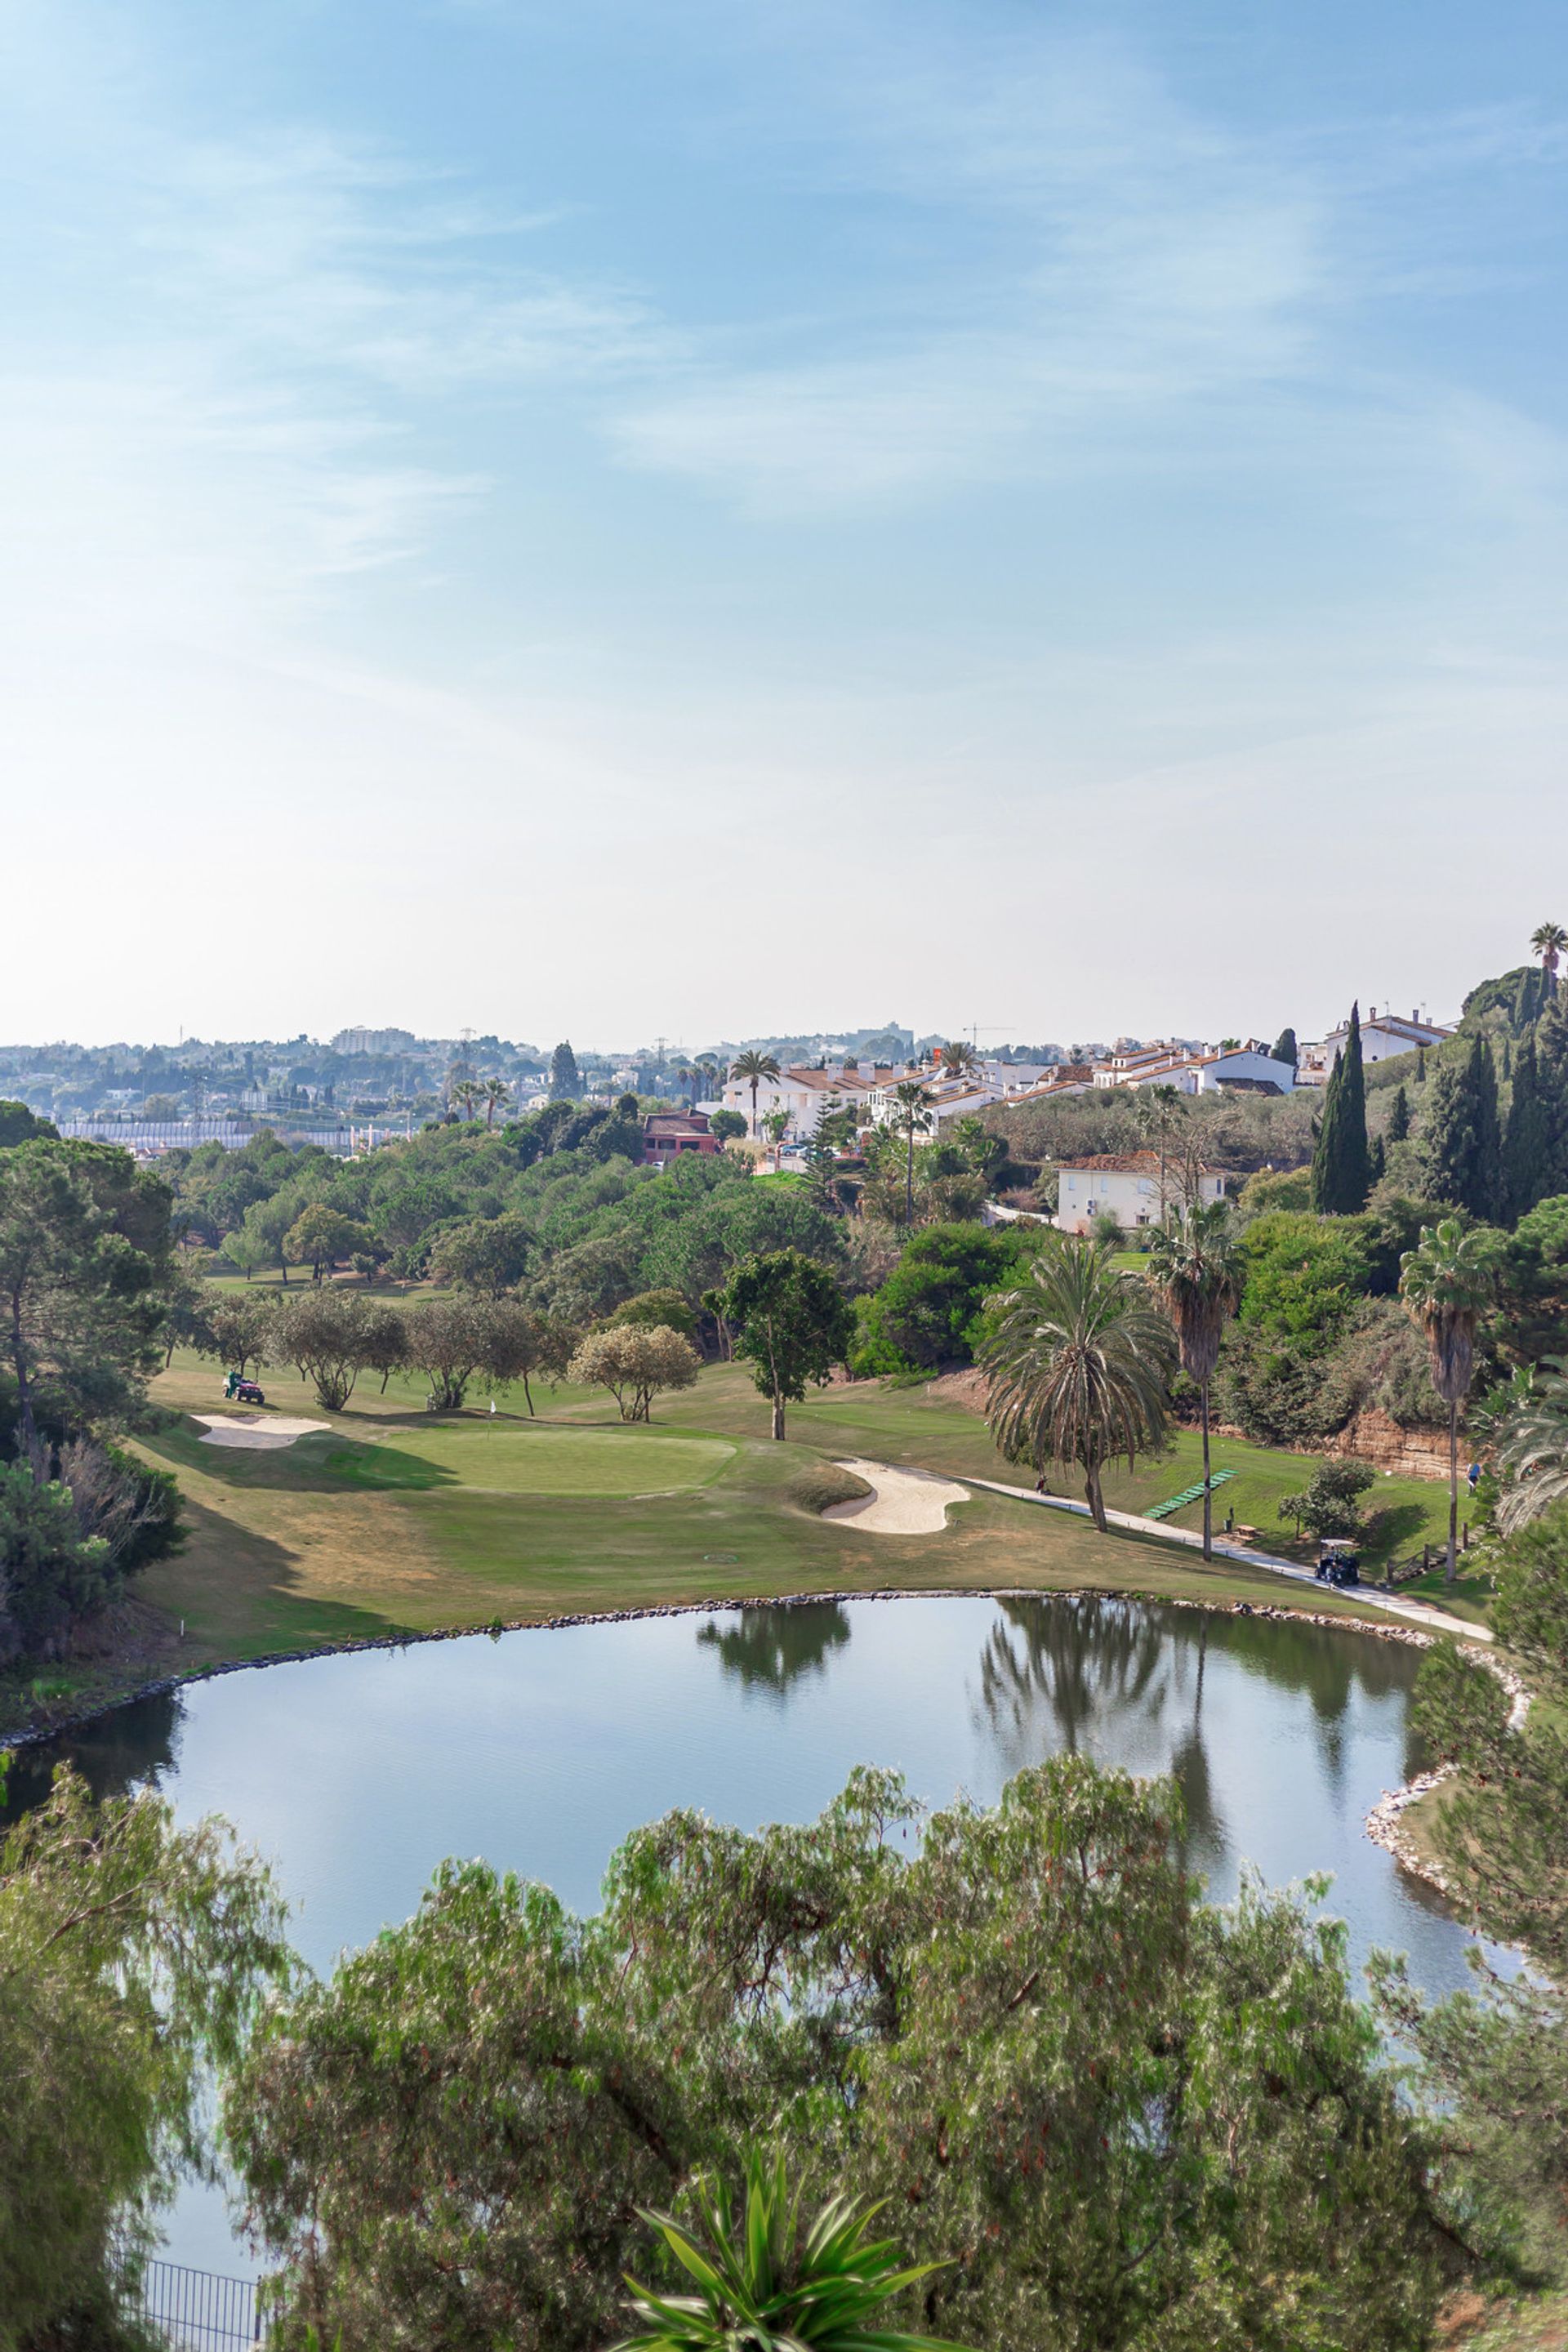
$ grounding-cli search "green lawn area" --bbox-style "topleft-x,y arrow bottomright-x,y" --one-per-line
2,1354 -> 1464,1739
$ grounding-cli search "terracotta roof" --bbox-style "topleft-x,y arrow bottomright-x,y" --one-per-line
1057,1152 -> 1232,1175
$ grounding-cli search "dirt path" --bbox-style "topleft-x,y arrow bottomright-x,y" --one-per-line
192,1413 -> 330,1452
822,1457 -> 971,1536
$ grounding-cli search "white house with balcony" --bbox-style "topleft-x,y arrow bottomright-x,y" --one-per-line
1054,1153 -> 1231,1235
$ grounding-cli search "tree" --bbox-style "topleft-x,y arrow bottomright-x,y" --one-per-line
890,1081 -> 933,1225
710,1108 -> 748,1143
283,1204 -> 371,1285
271,1288 -> 376,1411
1276,1458 -> 1375,1544
1399,1218 -> 1499,1582
568,1324 -> 701,1422
1311,1004 -> 1370,1214
551,1041 -> 582,1101
219,1225 -> 274,1281
0,1101 -> 56,1147
935,1040 -> 978,1080
615,2148 -> 960,2352
1131,1084 -> 1186,1218
479,1298 -> 577,1415
608,1289 -> 700,1343
160,1257 -> 212,1366
430,1213 -> 534,1298
709,1250 -> 853,1440
227,1756 -> 1441,2352
449,1078 -> 483,1122
1146,1198 -> 1242,1559
479,1076 -> 512,1129
852,1224 -> 1028,1376
1423,1032 -> 1505,1223
197,1289 -> 274,1382
1490,1356 -> 1568,1534
0,1139 -> 172,1477
1387,1084 -> 1411,1145
404,1295 -> 532,1412
359,1302 -> 411,1396
1530,918 -> 1566,997
728,1052 -> 782,1140
0,1763 -> 287,2346
1504,1031 -> 1550,1219
982,1237 -> 1176,1530
1270,1027 -> 1298,1070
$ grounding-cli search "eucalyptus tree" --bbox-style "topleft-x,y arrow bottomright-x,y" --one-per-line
1399,1218 -> 1499,1581
982,1236 -> 1176,1530
1147,1198 -> 1243,1559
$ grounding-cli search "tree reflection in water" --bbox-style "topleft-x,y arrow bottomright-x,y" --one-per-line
975,1599 -> 1223,1866
697,1601 -> 852,1697
0,1688 -> 183,1824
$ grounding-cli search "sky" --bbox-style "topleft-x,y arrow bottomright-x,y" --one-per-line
6,0 -> 1568,1053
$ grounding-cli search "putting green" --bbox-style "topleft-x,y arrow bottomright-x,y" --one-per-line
327,1422 -> 737,1499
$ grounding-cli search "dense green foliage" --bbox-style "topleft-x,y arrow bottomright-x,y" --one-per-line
849,1223 -> 1038,1375
1312,1004 -> 1371,1215
226,1753 -> 1444,2352
0,1763 -> 287,2351
710,1250 -> 856,1439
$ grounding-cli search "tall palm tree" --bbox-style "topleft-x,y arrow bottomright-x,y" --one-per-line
728,1050 -> 782,1139
1493,1356 -> 1568,1534
1147,1198 -> 1242,1561
1132,1083 -> 1186,1218
1530,920 -> 1566,997
448,1077 -> 482,1121
1399,1218 -> 1498,1583
982,1236 -> 1177,1530
937,1039 -> 978,1080
479,1076 -> 510,1129
891,1079 -> 933,1224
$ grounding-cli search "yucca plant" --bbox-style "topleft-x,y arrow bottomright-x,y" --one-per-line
612,2146 -> 968,2352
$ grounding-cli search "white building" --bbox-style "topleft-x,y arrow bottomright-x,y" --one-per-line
1090,1040 -> 1296,1095
719,1065 -> 893,1138
1054,1153 -> 1231,1235
1298,1006 -> 1453,1085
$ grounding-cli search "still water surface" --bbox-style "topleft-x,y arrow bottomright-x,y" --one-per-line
11,1594 -> 1477,2274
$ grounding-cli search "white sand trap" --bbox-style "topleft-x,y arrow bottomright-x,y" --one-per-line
193,1412 -> 330,1451
823,1456 -> 970,1536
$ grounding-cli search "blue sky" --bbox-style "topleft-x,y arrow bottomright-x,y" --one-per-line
6,0 -> 1568,1049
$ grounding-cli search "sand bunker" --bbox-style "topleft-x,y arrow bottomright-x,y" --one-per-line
193,1413 -> 330,1451
823,1456 -> 970,1536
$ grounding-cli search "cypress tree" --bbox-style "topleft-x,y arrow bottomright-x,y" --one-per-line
1416,1048 -> 1427,1085
1271,1027 -> 1298,1070
1369,1133 -> 1386,1186
1387,1085 -> 1411,1144
1533,993 -> 1568,1201
1505,1031 -> 1550,1220
1311,1003 -> 1371,1214
550,1040 -> 581,1101
1425,1034 -> 1506,1223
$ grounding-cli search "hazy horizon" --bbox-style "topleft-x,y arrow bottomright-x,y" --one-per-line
7,0 -> 1568,1041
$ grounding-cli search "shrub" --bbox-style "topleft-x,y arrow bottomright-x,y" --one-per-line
568,1325 -> 701,1421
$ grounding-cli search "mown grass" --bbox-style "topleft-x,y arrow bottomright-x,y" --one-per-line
0,1353 -> 1461,1740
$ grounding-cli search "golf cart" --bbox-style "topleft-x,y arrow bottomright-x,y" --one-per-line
1316,1540 -> 1360,1589
224,1371 -> 266,1406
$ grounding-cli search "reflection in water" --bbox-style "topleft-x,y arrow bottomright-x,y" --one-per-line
697,1602 -> 851,1695
1,1689 -> 183,1822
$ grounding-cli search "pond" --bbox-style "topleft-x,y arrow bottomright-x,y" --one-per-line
8,1593 -> 1481,2276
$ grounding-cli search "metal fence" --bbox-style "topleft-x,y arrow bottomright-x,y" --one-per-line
122,2261 -> 261,2352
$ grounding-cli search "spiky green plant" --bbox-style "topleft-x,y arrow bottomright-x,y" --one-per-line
612,2147 -> 966,2352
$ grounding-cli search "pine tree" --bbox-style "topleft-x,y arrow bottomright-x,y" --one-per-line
1505,1031 -> 1551,1220
550,1040 -> 581,1101
1270,1027 -> 1298,1069
1425,1033 -> 1506,1223
1387,1085 -> 1411,1144
1311,1003 -> 1371,1214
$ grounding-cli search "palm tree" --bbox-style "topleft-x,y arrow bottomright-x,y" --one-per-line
448,1077 -> 482,1121
1488,1356 -> 1568,1535
612,2146 -> 961,2352
728,1050 -> 782,1139
1399,1218 -> 1498,1582
1147,1199 -> 1242,1561
1132,1083 -> 1186,1217
891,1079 -> 933,1224
479,1076 -> 510,1129
1530,920 -> 1566,997
982,1236 -> 1177,1530
937,1039 -> 978,1080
